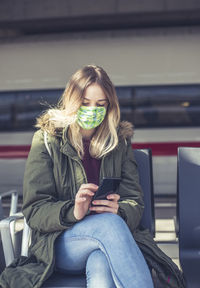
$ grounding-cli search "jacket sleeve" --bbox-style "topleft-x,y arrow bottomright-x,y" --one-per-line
22,130 -> 78,233
117,139 -> 144,233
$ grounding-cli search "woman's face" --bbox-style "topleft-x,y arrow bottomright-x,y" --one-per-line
82,83 -> 109,108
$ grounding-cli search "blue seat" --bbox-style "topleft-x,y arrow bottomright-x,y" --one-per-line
177,147 -> 200,288
134,149 -> 155,235
42,149 -> 155,287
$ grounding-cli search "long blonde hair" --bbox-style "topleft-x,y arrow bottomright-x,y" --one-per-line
36,64 -> 120,159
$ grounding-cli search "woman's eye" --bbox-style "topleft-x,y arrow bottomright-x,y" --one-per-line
82,103 -> 89,106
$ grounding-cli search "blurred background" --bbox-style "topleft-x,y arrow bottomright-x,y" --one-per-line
0,0 -> 200,218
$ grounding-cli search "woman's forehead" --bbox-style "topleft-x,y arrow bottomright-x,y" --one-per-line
83,83 -> 107,101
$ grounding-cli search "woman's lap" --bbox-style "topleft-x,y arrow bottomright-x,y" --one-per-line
55,213 -> 154,288
55,213 -> 122,273
55,213 -> 128,271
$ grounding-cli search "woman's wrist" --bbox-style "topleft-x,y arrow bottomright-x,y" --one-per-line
73,207 -> 83,221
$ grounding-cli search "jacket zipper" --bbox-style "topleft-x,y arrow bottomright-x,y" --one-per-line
99,155 -> 105,183
72,157 -> 88,184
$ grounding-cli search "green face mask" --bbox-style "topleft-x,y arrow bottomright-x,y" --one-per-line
77,106 -> 106,130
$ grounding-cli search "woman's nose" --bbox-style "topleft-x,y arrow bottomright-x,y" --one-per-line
88,102 -> 97,107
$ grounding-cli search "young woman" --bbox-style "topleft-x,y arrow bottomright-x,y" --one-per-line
0,65 -> 185,288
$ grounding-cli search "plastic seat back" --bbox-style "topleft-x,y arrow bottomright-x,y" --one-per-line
134,149 -> 155,236
178,147 -> 200,287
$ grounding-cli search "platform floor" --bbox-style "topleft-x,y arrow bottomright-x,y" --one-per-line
155,219 -> 179,268
154,196 -> 180,267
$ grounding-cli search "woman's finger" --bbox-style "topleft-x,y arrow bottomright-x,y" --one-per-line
89,205 -> 118,214
106,193 -> 120,201
76,189 -> 95,198
80,183 -> 98,191
76,197 -> 87,203
92,199 -> 117,208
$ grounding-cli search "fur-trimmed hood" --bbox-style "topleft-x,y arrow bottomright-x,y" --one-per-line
118,121 -> 134,140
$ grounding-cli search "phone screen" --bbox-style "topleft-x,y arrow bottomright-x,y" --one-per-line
92,177 -> 121,201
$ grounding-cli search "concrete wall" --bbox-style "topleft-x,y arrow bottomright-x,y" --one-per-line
0,27 -> 200,91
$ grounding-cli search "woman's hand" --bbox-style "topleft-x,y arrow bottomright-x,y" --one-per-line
74,183 -> 98,220
89,193 -> 120,214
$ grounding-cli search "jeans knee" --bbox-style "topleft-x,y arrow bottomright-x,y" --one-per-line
97,213 -> 128,235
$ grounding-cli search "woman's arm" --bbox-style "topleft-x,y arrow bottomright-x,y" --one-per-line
117,139 -> 144,233
22,130 -> 78,233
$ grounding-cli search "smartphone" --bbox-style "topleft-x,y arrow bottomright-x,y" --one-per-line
92,177 -> 121,201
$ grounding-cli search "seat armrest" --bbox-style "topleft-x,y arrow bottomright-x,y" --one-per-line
21,218 -> 31,257
0,212 -> 23,266
0,190 -> 18,219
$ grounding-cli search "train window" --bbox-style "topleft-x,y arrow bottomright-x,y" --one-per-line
117,85 -> 200,128
0,85 -> 200,131
0,90 -> 61,131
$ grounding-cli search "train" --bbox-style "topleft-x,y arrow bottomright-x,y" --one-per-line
1,26 -> 200,195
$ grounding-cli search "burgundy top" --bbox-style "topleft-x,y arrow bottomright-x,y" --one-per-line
82,139 -> 101,185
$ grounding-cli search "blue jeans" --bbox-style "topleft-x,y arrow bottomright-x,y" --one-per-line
55,213 -> 154,288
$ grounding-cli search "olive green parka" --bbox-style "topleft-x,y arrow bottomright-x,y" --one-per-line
0,122 -> 185,288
